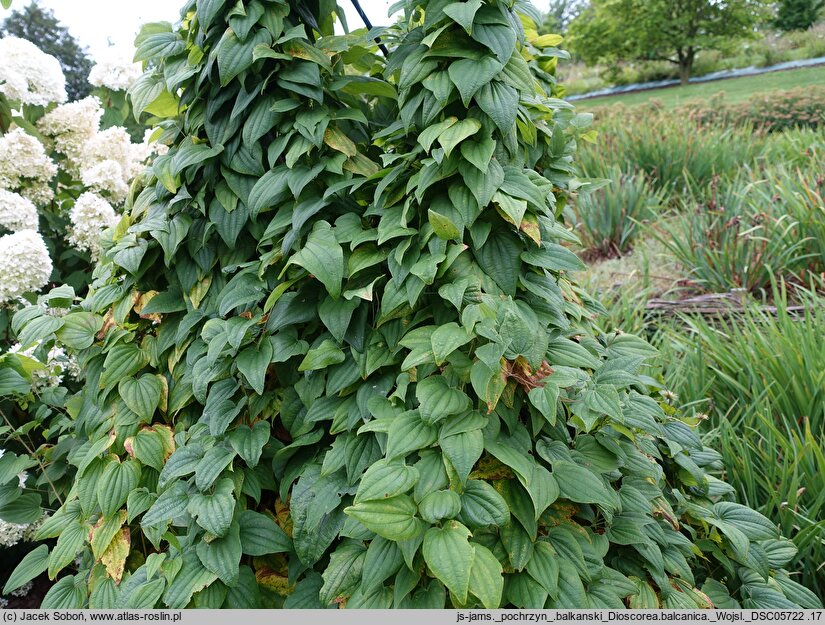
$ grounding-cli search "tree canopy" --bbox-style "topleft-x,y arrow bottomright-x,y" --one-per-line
775,0 -> 825,30
568,0 -> 769,84
1,1 -> 93,101
540,0 -> 586,34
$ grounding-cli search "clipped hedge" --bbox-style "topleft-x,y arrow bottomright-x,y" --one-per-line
684,87 -> 825,131
592,86 -> 825,133
5,0 -> 821,610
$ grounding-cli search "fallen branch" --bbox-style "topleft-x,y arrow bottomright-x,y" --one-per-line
645,291 -> 807,316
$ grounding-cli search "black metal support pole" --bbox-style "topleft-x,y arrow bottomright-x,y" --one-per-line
349,0 -> 389,56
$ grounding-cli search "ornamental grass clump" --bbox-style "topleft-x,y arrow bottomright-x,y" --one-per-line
660,284 -> 825,597
655,168 -> 825,295
578,114 -> 759,193
574,165 -> 663,259
4,0 -> 821,610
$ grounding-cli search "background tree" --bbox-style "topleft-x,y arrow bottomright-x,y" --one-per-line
540,0 -> 587,34
775,0 -> 824,30
568,0 -> 769,84
1,1 -> 93,100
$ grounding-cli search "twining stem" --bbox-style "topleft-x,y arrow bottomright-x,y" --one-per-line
1,407 -> 64,506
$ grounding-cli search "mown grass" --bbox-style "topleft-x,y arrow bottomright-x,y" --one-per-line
578,64 -> 825,109
562,23 -> 825,96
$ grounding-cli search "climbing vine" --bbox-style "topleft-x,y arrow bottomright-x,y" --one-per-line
4,0 -> 820,610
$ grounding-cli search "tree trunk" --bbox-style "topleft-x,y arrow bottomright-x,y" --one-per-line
678,49 -> 695,86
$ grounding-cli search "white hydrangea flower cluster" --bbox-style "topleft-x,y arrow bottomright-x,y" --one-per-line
0,37 -> 67,106
22,511 -> 48,542
37,99 -> 155,205
7,342 -> 75,388
88,52 -> 142,91
0,128 -> 58,205
143,128 -> 169,157
0,189 -> 39,232
0,518 -> 28,547
67,192 -> 118,259
78,127 -> 148,204
9,580 -> 34,598
0,230 -> 53,303
0,40 -> 162,303
81,159 -> 130,201
36,96 -> 104,167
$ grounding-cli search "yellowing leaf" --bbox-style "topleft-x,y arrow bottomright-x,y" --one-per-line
143,89 -> 179,118
533,33 -> 564,47
323,126 -> 357,157
343,153 -> 380,176
101,528 -> 131,584
90,511 -> 127,560
256,565 -> 294,596
519,213 -> 541,244
580,129 -> 599,144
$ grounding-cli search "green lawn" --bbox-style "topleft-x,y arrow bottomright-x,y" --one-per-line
579,64 -> 825,109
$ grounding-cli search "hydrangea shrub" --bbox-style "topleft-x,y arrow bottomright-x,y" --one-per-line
0,37 -> 161,298
0,36 -> 158,565
5,0 -> 822,611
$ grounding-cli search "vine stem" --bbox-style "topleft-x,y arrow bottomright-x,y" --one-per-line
1,407 -> 64,507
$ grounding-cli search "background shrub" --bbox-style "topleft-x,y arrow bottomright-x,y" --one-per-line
684,87 -> 825,131
0,34 -> 154,581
